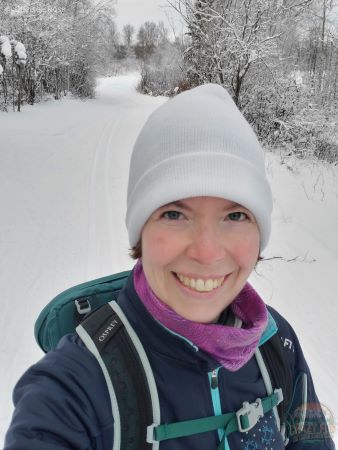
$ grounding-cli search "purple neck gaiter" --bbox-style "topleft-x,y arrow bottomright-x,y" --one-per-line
133,260 -> 268,372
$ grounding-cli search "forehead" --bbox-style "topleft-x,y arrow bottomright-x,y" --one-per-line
158,196 -> 243,210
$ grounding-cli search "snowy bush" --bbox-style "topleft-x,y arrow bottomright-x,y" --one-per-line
0,36 -> 11,60
137,38 -> 190,96
14,41 -> 27,66
162,0 -> 338,163
0,0 -> 116,110
244,81 -> 338,163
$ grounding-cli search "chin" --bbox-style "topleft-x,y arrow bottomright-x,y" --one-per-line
174,304 -> 223,324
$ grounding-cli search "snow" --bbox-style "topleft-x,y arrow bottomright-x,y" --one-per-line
0,36 -> 11,59
0,74 -> 337,446
14,41 -> 27,64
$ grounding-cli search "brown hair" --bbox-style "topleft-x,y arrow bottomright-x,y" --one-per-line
129,239 -> 142,260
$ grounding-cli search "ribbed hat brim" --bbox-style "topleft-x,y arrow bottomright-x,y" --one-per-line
126,152 -> 272,250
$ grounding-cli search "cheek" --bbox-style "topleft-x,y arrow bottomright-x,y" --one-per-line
231,231 -> 260,267
142,227 -> 177,266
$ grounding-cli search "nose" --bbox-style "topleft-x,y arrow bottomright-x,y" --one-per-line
186,223 -> 227,265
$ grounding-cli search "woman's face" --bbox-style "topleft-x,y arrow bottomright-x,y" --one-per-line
141,196 -> 260,323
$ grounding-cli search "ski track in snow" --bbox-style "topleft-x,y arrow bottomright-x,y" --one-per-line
0,74 -> 337,446
86,116 -> 120,276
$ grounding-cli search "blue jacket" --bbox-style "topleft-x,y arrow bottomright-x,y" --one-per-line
4,273 -> 335,449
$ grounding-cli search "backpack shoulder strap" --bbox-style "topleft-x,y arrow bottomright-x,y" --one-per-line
35,270 -> 131,353
76,302 -> 287,449
260,331 -> 293,421
256,331 -> 294,442
76,301 -> 160,450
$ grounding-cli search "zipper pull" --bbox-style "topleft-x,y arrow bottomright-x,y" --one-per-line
211,369 -> 218,389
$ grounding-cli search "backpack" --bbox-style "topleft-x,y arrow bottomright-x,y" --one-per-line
35,270 -> 294,449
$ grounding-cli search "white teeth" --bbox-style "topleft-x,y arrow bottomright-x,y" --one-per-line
204,279 -> 214,291
196,279 -> 205,291
176,273 -> 225,292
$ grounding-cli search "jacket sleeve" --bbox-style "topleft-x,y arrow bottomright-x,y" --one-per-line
268,307 -> 335,450
3,334 -> 114,450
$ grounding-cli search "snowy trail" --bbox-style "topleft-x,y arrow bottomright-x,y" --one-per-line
0,75 -> 337,446
86,115 -> 122,276
0,74 -> 166,440
85,77 -> 165,277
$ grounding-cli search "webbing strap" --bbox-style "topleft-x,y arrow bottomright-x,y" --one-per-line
151,390 -> 283,444
77,303 -> 155,450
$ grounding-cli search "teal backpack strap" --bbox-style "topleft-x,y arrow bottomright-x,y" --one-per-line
147,389 -> 283,450
35,270 -> 130,353
76,301 -> 161,450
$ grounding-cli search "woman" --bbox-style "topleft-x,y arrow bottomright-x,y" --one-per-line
4,84 -> 335,449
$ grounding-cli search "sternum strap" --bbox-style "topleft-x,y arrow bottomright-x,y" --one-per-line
153,389 -> 283,444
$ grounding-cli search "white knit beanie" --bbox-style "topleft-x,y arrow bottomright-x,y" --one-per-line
126,84 -> 273,250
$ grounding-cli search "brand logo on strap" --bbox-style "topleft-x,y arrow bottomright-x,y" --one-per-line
98,319 -> 119,342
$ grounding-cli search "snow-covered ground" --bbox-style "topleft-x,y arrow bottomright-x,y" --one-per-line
0,74 -> 337,446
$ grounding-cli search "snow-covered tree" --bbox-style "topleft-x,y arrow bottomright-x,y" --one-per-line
161,0 -> 338,161
0,36 -> 12,61
0,0 -> 117,110
172,0 -> 313,104
122,24 -> 135,48
134,21 -> 162,61
136,21 -> 189,96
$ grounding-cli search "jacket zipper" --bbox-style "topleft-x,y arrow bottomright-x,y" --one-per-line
208,368 -> 231,450
211,369 -> 218,389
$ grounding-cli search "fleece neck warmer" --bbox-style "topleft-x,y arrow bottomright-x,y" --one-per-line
133,260 -> 268,372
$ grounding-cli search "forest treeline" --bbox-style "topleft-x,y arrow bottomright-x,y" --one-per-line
0,0 -> 119,110
1,0 -> 337,162
132,0 -> 338,163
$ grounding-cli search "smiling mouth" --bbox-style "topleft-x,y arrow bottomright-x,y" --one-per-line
173,272 -> 226,292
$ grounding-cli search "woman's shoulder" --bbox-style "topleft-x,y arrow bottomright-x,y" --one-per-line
29,332 -> 101,377
15,332 -> 111,413
5,333 -> 113,450
266,305 -> 307,366
266,305 -> 298,336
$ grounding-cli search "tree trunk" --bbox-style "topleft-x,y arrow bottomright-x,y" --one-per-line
17,65 -> 22,112
12,59 -> 15,112
321,0 -> 327,47
2,61 -> 8,108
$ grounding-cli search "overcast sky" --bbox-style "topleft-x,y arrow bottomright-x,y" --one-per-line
114,0 -> 185,34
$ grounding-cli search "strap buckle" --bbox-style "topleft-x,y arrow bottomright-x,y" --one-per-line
236,398 -> 264,432
146,423 -> 159,444
75,298 -> 92,315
